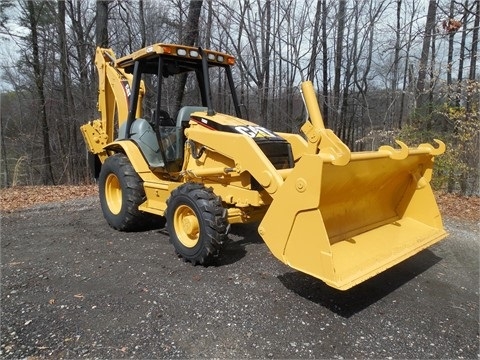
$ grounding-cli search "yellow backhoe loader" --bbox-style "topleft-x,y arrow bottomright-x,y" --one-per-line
81,43 -> 447,290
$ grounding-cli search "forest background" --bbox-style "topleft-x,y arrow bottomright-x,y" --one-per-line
0,0 -> 478,195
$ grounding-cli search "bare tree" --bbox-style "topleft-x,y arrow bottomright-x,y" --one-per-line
391,0 -> 402,128
332,0 -> 346,131
398,0 -> 419,127
174,0 -> 203,112
96,0 -> 109,47
67,0 -> 96,119
1,0 -> 478,194
446,0 -> 457,105
139,0 -> 146,48
24,0 -> 55,185
416,0 -> 437,111
466,0 -> 479,114
56,0 -> 79,183
307,0 -> 322,82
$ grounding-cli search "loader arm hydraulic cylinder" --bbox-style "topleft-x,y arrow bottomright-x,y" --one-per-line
301,81 -> 325,129
300,81 -> 351,165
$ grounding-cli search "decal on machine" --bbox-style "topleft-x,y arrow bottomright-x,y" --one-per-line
121,80 -> 131,97
235,125 -> 279,138
121,80 -> 132,109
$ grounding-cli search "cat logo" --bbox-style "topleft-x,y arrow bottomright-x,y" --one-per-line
235,125 -> 278,138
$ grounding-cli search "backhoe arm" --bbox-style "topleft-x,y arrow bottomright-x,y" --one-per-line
80,48 -> 144,163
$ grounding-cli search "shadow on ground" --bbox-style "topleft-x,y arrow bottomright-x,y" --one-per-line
278,249 -> 442,318
216,223 -> 263,266
152,218 -> 443,318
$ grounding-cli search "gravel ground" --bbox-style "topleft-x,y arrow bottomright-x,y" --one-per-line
1,196 -> 479,359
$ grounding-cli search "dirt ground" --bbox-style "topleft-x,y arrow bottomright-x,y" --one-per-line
1,185 -> 479,222
1,186 -> 479,359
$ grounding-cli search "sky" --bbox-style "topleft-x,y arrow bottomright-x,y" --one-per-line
0,4 -> 28,91
0,0 -> 440,93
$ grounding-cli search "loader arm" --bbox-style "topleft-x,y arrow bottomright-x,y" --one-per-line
185,123 -> 285,196
80,48 -> 144,163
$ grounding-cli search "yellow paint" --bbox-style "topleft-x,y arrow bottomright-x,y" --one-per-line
81,45 -> 448,290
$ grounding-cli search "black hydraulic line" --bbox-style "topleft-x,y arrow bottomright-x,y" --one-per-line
154,57 -> 168,165
199,47 -> 216,116
226,67 -> 242,118
125,61 -> 143,138
187,140 -> 206,159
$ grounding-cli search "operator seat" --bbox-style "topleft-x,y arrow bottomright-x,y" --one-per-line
157,109 -> 175,127
176,106 -> 208,127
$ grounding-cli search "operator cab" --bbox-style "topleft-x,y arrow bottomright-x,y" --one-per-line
115,44 -> 241,173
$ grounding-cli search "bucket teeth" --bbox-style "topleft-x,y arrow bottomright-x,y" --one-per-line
418,139 -> 446,156
379,140 -> 409,160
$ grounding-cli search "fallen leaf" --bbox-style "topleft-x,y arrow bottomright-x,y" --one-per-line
8,262 -> 24,267
0,185 -> 97,213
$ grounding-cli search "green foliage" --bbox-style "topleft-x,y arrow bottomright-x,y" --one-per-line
398,100 -> 479,194
397,124 -> 449,191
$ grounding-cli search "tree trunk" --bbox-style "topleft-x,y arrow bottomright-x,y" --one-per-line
321,0 -> 329,126
0,111 -> 9,186
456,0 -> 469,107
416,0 -> 437,111
205,0 -> 213,48
57,0 -> 71,183
333,0 -> 346,131
139,0 -> 146,48
308,0 -> 322,81
466,0 -> 479,114
96,0 -> 109,47
174,0 -> 203,112
446,0 -> 456,105
399,0 -> 418,127
27,1 -> 55,185
261,0 -> 272,128
427,24 -> 437,124
392,0 -> 402,128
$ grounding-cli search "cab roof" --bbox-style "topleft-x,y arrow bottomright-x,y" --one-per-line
115,43 -> 235,75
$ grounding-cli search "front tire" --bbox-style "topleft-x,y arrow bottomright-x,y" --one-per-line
165,183 -> 229,265
99,153 -> 163,231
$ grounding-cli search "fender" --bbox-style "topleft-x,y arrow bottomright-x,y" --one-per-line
104,140 -> 152,177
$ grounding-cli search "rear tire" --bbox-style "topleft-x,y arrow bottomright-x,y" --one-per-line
165,183 -> 229,265
99,153 -> 165,231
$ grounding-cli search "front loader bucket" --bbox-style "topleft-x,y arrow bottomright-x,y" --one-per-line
258,147 -> 447,290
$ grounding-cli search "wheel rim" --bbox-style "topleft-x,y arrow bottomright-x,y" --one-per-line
105,173 -> 122,215
173,204 -> 200,248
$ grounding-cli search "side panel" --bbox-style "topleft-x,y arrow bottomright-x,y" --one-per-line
104,140 -> 176,216
105,140 -> 159,182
